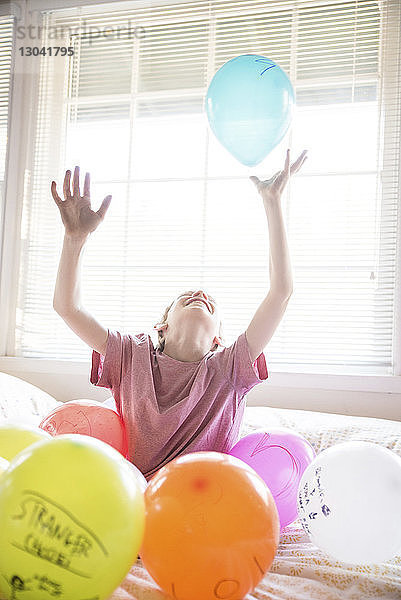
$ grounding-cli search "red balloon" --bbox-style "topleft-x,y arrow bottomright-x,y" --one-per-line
39,399 -> 128,459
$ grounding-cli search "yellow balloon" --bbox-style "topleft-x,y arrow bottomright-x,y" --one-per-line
0,434 -> 145,600
0,456 -> 9,476
0,423 -> 51,460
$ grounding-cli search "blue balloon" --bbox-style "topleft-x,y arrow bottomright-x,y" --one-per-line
205,54 -> 295,166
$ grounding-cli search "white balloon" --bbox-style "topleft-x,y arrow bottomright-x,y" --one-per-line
297,441 -> 401,565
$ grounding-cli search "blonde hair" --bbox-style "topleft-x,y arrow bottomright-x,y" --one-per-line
154,293 -> 225,353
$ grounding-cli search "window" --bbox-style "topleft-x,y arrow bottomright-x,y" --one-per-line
0,15 -> 14,354
2,0 -> 400,377
0,16 -> 14,277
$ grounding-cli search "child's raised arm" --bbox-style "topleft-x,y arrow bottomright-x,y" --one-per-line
245,149 -> 308,363
51,166 -> 112,355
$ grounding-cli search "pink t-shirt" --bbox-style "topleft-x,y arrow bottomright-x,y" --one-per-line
90,330 -> 268,481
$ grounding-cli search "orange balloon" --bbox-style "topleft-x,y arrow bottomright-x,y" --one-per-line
139,451 -> 280,600
39,399 -> 128,459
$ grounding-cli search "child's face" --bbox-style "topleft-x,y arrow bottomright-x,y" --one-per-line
168,290 -> 220,334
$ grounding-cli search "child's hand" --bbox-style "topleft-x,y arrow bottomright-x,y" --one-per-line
250,149 -> 308,204
51,166 -> 112,240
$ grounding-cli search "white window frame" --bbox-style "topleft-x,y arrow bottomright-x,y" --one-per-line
0,0 -> 400,399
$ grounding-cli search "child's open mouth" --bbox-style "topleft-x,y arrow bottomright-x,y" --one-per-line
186,299 -> 211,312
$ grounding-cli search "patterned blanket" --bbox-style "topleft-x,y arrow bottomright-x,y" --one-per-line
109,523 -> 401,600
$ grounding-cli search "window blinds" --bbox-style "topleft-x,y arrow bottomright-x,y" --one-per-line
11,0 -> 401,375
0,17 -> 14,244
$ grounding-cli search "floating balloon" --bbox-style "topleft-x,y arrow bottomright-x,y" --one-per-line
0,423 -> 51,461
205,54 -> 295,166
229,428 -> 315,529
139,451 -> 280,600
0,434 -> 145,600
297,441 -> 401,564
39,399 -> 128,458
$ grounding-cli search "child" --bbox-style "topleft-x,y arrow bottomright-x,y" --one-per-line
51,148 -> 307,482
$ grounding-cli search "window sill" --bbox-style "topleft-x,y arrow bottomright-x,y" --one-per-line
0,356 -> 399,393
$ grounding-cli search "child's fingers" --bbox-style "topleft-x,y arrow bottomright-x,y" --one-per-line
299,154 -> 308,169
296,150 -> 308,163
291,151 -> 308,174
51,181 -> 62,205
295,150 -> 307,166
72,165 -> 80,198
286,149 -> 290,169
249,175 -> 262,191
63,170 -> 72,200
83,172 -> 90,198
96,195 -> 112,220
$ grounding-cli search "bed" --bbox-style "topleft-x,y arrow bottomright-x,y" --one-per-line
0,371 -> 400,599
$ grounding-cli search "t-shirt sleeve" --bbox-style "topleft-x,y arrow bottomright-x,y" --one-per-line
90,329 -> 124,391
214,330 -> 268,398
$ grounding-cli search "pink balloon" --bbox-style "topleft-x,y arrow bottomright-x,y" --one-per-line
39,399 -> 129,459
229,428 -> 315,529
